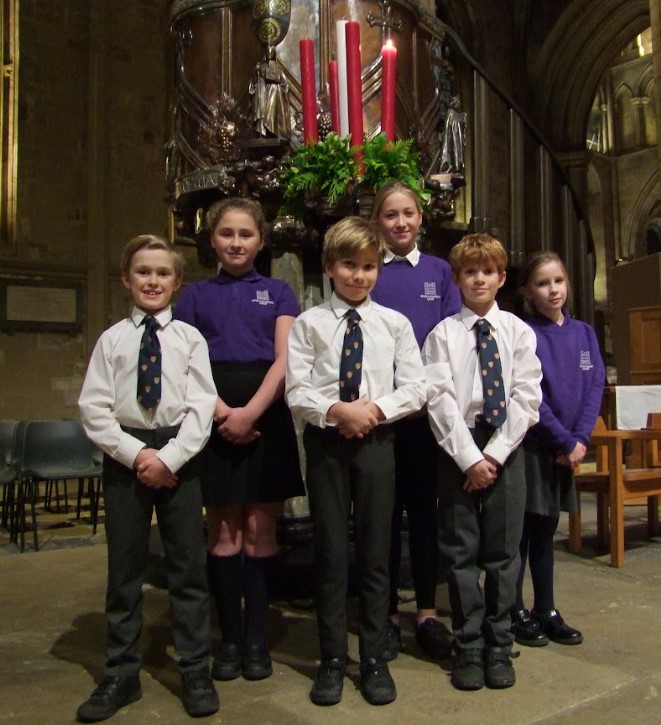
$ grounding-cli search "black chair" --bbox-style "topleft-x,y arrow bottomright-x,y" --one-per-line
19,420 -> 103,550
0,420 -> 37,551
0,420 -> 20,531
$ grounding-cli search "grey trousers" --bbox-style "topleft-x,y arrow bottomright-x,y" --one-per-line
304,424 -> 395,662
438,426 -> 526,652
103,426 -> 210,677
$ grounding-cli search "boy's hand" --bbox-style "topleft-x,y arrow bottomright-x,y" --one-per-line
327,398 -> 381,439
218,407 -> 261,445
463,458 -> 497,492
135,449 -> 178,488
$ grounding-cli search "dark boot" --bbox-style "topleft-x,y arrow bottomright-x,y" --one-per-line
241,554 -> 277,680
207,552 -> 243,681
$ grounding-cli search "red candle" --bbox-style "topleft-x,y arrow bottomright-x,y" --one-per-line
299,38 -> 318,144
345,21 -> 363,166
381,41 -> 397,141
328,60 -> 340,134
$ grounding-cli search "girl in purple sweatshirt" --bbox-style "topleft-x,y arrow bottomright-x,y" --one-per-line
512,251 -> 604,648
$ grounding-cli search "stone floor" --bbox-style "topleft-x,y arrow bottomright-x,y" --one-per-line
1,493 -> 661,724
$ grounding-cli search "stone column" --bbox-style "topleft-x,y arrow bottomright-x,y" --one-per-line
650,0 -> 661,172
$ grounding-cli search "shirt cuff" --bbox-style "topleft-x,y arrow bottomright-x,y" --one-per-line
482,436 -> 513,466
115,432 -> 147,470
156,443 -> 184,474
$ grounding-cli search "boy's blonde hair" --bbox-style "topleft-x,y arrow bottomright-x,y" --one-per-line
322,216 -> 386,269
519,250 -> 574,315
448,233 -> 508,275
120,234 -> 184,280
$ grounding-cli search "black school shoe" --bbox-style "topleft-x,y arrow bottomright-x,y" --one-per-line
359,658 -> 397,705
76,675 -> 142,723
511,608 -> 550,647
181,670 -> 220,718
485,648 -> 516,689
211,641 -> 242,681
532,609 -> 584,645
416,618 -> 453,659
383,620 -> 401,661
310,658 -> 346,706
242,641 -> 273,680
450,649 -> 484,691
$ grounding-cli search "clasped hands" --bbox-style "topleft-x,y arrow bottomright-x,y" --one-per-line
134,447 -> 177,489
327,397 -> 385,439
214,399 -> 261,445
463,454 -> 500,493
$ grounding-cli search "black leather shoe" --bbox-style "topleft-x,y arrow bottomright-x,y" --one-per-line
532,609 -> 583,645
485,648 -> 516,689
310,658 -> 345,706
242,641 -> 273,680
450,649 -> 484,691
359,658 -> 396,705
181,670 -> 220,718
415,618 -> 453,660
211,641 -> 242,681
383,620 -> 401,661
511,608 -> 549,647
76,675 -> 142,722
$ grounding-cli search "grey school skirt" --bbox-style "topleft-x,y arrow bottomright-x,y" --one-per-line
522,440 -> 578,517
201,361 -> 304,507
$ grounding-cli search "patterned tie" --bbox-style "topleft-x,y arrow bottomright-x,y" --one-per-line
339,309 -> 363,402
475,318 -> 506,428
137,315 -> 161,410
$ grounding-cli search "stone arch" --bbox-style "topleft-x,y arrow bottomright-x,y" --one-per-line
623,169 -> 661,259
614,84 -> 637,151
643,74 -> 657,146
532,0 -> 650,150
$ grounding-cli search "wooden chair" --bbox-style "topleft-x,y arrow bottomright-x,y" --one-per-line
645,412 -> 661,468
568,416 -> 661,567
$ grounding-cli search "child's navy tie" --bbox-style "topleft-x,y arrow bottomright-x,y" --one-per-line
475,318 -> 506,428
339,309 -> 363,402
137,315 -> 161,410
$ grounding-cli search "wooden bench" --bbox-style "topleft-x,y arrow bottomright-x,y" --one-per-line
568,416 -> 661,567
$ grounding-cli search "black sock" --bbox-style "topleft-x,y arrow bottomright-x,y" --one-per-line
242,554 -> 277,646
528,514 -> 559,613
207,552 -> 243,643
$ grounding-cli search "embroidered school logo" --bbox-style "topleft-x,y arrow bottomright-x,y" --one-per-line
580,350 -> 593,371
420,282 -> 441,301
253,289 -> 274,306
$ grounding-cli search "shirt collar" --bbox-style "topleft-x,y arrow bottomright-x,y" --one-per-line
460,302 -> 501,332
384,246 -> 420,266
214,268 -> 263,284
330,292 -> 374,321
131,305 -> 172,328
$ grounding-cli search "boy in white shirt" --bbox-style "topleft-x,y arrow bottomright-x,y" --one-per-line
423,233 -> 542,692
286,216 -> 426,707
78,235 -> 219,722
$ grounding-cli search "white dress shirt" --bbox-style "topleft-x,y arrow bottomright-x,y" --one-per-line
423,303 -> 542,471
286,293 -> 426,428
79,306 -> 217,473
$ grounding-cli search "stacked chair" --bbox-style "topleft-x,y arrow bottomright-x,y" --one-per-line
0,419 -> 103,552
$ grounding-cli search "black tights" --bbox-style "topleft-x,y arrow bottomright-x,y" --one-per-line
514,511 -> 559,613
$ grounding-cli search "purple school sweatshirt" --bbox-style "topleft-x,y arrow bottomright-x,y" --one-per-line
371,253 -> 461,348
525,311 -> 605,454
